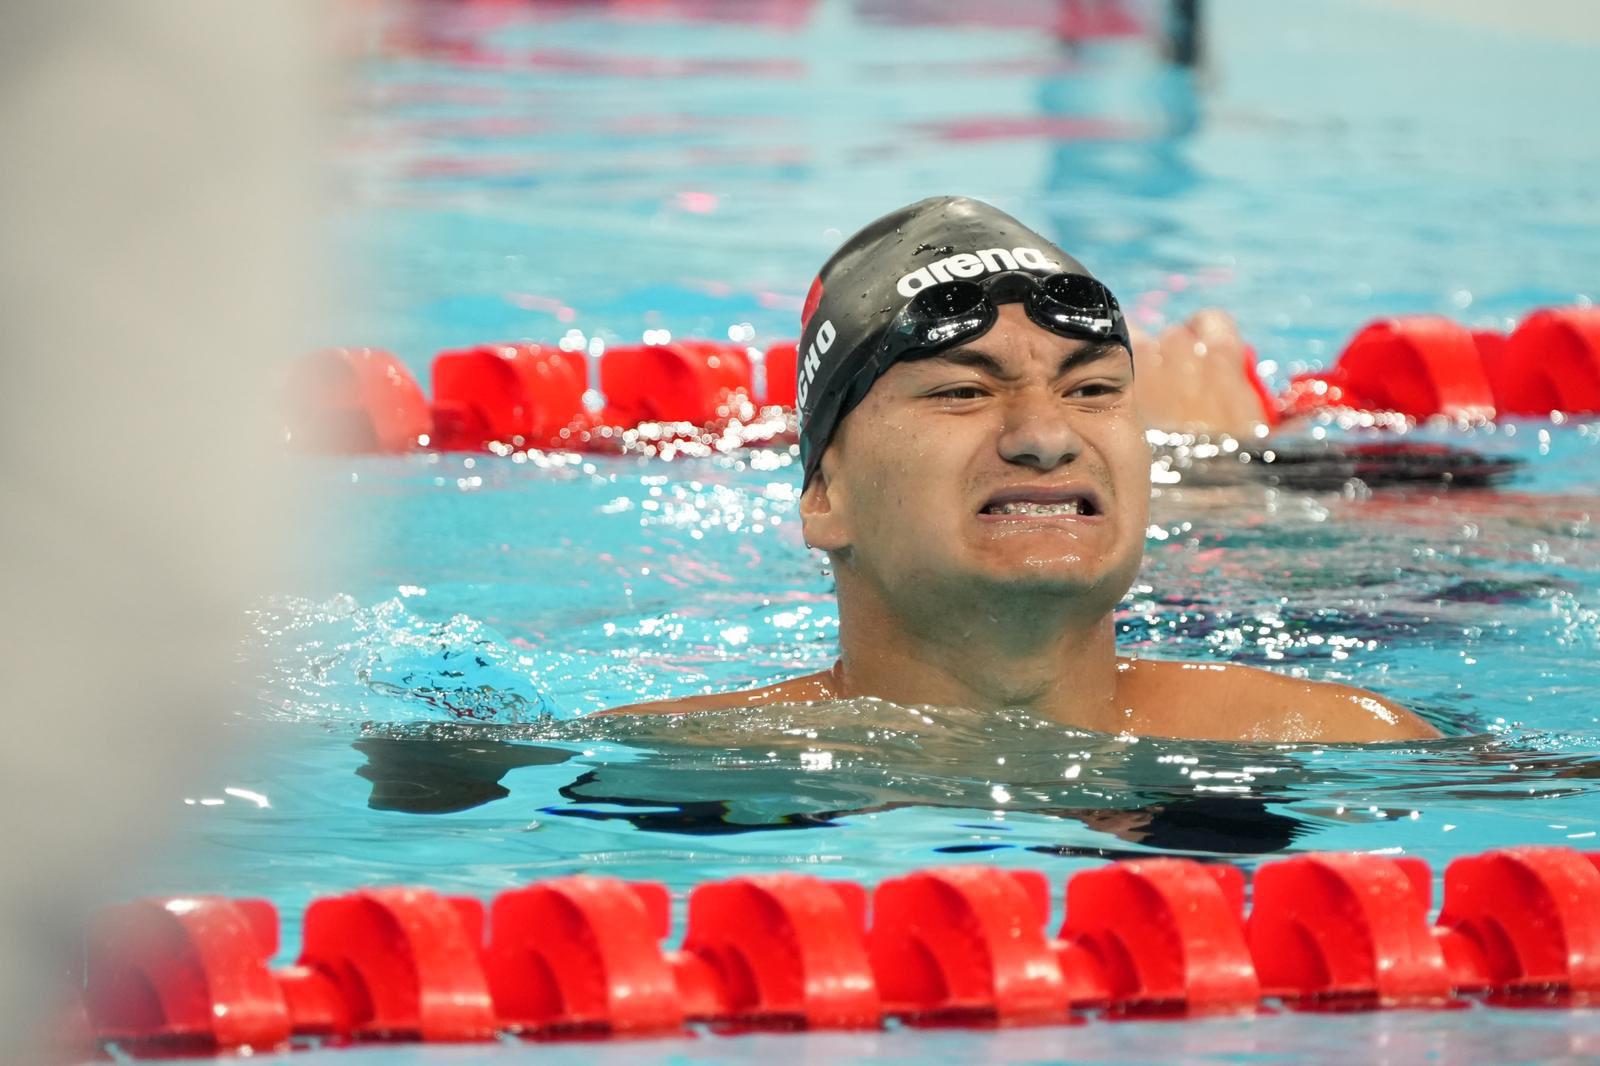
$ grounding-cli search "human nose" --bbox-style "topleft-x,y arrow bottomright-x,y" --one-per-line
995,388 -> 1084,470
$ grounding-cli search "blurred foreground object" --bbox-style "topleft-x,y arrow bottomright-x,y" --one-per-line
0,1 -> 322,1057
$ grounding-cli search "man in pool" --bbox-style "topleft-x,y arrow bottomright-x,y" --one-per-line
607,196 -> 1439,742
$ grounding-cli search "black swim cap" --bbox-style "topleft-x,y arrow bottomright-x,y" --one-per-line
796,196 -> 1129,488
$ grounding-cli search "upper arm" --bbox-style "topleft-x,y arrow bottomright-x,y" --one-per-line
1127,659 -> 1440,743
1237,671 -> 1440,743
597,692 -> 753,717
596,670 -> 839,718
1302,681 -> 1441,742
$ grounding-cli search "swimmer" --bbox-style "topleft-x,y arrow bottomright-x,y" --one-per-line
607,196 -> 1440,742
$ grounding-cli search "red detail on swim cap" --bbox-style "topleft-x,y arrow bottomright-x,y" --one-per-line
800,276 -> 824,331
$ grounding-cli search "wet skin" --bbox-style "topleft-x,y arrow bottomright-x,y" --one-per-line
608,305 -> 1440,743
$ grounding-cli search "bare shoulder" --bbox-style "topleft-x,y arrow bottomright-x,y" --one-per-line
597,669 -> 841,717
1119,658 -> 1442,742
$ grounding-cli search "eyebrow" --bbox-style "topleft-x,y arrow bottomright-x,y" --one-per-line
910,338 -> 1128,379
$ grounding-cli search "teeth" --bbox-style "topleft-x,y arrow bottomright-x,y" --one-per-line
987,499 -> 1084,516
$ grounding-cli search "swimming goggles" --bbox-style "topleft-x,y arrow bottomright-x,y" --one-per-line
888,271 -> 1130,361
830,271 -> 1128,422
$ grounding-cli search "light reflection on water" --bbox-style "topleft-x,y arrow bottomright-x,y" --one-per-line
128,0 -> 1600,1054
219,424 -> 1600,915
165,423 -> 1600,1063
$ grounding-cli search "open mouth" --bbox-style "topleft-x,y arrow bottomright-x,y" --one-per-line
982,498 -> 1094,517
979,486 -> 1102,519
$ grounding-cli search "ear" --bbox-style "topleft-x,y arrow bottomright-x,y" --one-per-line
799,464 -> 851,553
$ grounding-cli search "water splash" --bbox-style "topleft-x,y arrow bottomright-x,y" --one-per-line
248,595 -> 559,724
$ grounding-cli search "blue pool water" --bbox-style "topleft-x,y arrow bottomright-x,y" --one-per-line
136,0 -> 1600,1060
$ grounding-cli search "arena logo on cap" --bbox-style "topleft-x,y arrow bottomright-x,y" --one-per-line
895,246 -> 1058,298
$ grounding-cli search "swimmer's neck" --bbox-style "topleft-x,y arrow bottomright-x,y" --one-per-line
831,586 -> 1122,731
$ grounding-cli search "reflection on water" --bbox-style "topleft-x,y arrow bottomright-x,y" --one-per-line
236,414 -> 1600,883
354,706 -> 1318,855
341,683 -> 1600,869
355,735 -> 574,813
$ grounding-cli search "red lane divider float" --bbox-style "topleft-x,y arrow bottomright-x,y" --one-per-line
485,877 -> 692,1034
284,306 -> 1600,456
600,340 -> 753,427
1485,307 -> 1600,416
1248,853 -> 1456,1007
762,341 -> 799,408
1062,859 -> 1259,1014
1282,318 -> 1498,421
430,342 -> 588,451
298,888 -> 496,1041
1280,306 -> 1600,422
74,846 -> 1600,1058
684,874 -> 877,1028
870,867 -> 1078,1023
284,347 -> 433,454
286,338 -> 782,457
1437,847 -> 1600,999
84,896 -> 296,1054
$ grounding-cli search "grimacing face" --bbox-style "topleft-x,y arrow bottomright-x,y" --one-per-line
800,303 -> 1150,615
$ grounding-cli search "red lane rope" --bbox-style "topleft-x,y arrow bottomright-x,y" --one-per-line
69,846 -> 1600,1057
283,307 -> 1600,457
